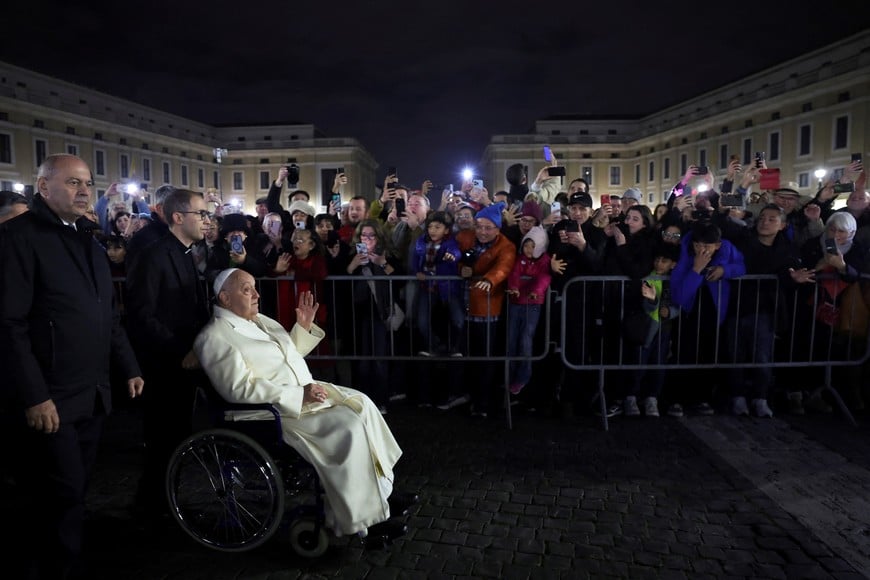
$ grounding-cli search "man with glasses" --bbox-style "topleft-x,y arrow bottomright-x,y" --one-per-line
455,202 -> 516,417
125,189 -> 212,520
769,181 -> 824,247
1,154 -> 143,578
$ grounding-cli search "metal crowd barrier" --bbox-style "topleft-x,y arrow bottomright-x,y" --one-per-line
112,272 -> 870,431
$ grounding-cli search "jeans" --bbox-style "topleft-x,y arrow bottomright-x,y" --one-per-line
725,312 -> 775,399
507,303 -> 542,387
415,289 -> 465,353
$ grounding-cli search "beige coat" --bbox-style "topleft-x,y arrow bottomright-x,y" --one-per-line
194,306 -> 402,536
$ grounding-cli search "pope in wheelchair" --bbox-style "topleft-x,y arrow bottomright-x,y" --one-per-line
193,268 -> 405,540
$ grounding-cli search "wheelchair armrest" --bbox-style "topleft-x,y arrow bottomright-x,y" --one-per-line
221,401 -> 282,421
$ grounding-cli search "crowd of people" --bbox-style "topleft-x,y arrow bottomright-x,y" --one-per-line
1,151 -> 869,577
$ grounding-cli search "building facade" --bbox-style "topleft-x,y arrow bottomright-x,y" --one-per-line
483,30 -> 870,206
0,62 -> 377,213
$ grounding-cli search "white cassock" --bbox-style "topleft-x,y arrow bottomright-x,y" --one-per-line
193,306 -> 403,536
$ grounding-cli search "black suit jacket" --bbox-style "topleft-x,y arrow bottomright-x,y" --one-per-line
0,196 -> 140,420
125,231 -> 210,367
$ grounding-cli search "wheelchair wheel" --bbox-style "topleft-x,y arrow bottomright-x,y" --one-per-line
288,516 -> 329,558
166,428 -> 285,552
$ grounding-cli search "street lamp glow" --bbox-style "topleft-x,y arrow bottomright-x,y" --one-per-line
814,169 -> 827,180
13,182 -> 25,193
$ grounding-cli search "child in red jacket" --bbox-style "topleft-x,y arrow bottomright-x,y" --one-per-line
506,226 -> 552,394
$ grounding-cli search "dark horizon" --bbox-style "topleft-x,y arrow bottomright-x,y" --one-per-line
3,1 -> 867,189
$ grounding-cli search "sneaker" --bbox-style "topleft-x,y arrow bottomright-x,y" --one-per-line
509,383 -> 525,395
695,402 -> 715,416
417,350 -> 432,357
644,397 -> 660,418
624,396 -> 640,417
731,396 -> 749,417
595,401 -> 624,418
788,392 -> 805,415
436,394 -> 470,411
667,403 -> 684,417
806,393 -> 833,414
752,398 -> 773,418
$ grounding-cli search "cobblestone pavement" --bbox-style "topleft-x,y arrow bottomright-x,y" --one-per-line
63,396 -> 870,580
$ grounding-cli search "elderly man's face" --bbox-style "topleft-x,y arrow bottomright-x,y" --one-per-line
38,157 -> 93,223
220,271 -> 260,321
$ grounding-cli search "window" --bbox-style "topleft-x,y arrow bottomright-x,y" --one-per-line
213,171 -> 219,189
233,171 -> 244,191
663,158 -> 670,180
609,166 -> 621,186
581,166 -> 592,185
181,164 -> 189,187
798,124 -> 812,156
769,131 -> 780,161
142,158 -> 151,182
35,139 -> 47,167
551,130 -> 560,135
834,115 -> 849,150
120,153 -> 129,178
648,161 -> 654,182
698,148 -> 707,168
742,138 -> 752,165
95,149 -> 106,176
719,144 -> 729,169
259,171 -> 271,190
66,126 -> 75,135
66,143 -> 79,156
634,164 -> 640,184
197,168 -> 204,189
680,153 -> 687,176
0,133 -> 12,164
162,161 -> 171,184
798,173 -> 809,188
801,102 -> 813,113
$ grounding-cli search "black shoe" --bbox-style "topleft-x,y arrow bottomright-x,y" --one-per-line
388,492 -> 419,517
363,520 -> 408,550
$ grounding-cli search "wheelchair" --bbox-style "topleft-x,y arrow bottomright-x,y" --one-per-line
164,390 -> 331,557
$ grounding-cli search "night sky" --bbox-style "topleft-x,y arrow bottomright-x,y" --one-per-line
3,0 -> 866,188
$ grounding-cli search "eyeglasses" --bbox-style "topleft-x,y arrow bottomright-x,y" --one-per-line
662,231 -> 681,240
359,233 -> 376,239
475,224 -> 498,231
519,217 -> 537,224
180,210 -> 213,221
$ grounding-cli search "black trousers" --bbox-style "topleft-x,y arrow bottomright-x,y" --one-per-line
10,409 -> 105,580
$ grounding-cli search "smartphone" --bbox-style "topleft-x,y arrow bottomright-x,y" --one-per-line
851,153 -> 862,163
720,193 -> 744,207
824,238 -> 838,255
268,220 -> 282,237
547,166 -> 566,177
754,152 -> 765,168
600,194 -> 611,206
337,167 -> 345,175
294,220 -> 306,229
550,201 -> 561,214
543,146 -> 552,162
355,242 -> 368,255
472,178 -> 484,188
446,183 -> 453,192
387,166 -> 397,180
332,193 -> 341,209
696,166 -> 709,175
833,182 -> 855,195
510,200 -> 523,213
230,234 -> 244,254
395,197 -> 405,215
565,220 -> 579,233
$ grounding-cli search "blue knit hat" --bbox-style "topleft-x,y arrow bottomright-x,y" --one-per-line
475,202 -> 505,229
